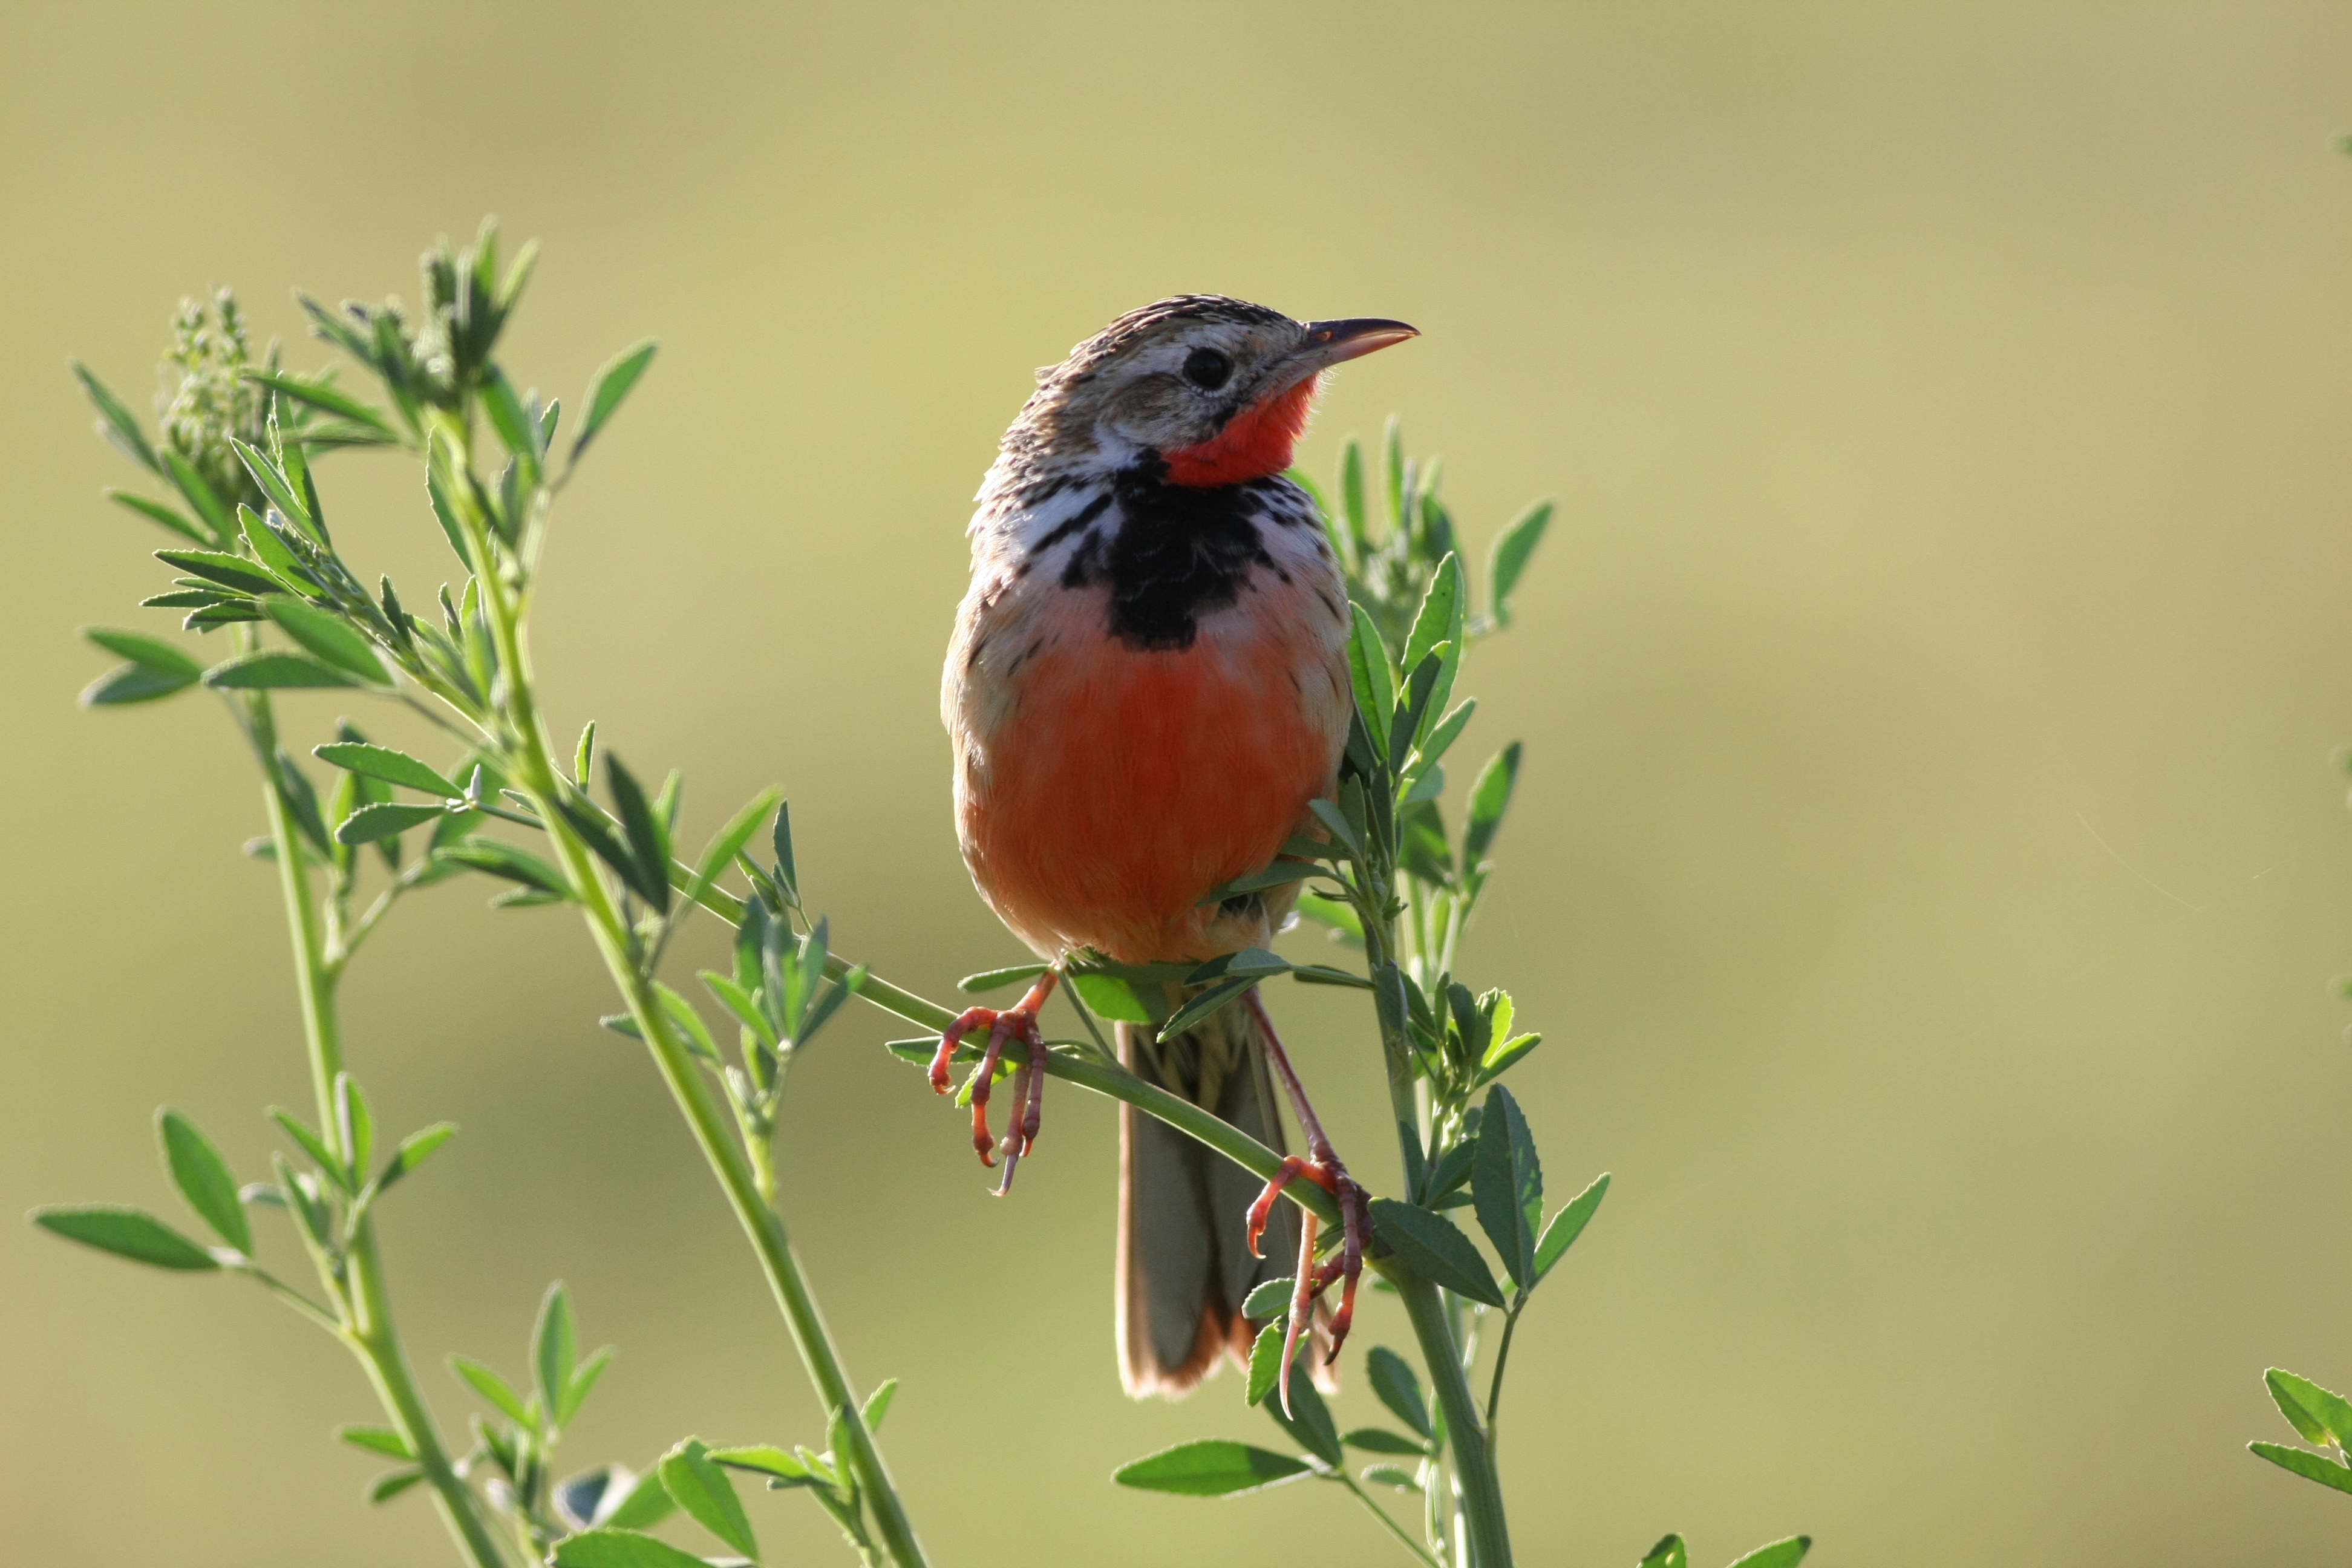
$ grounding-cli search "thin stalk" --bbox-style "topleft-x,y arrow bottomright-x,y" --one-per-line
1338,1469 -> 1446,1568
1482,1301 -> 1527,1450
1394,1267 -> 1512,1568
448,464 -> 929,1568
256,738 -> 511,1568
848,989 -> 1346,1230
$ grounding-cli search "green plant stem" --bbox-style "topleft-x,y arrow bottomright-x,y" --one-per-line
1393,1267 -> 1511,1568
845,981 -> 1347,1229
1483,1299 -> 1526,1451
1339,1469 -> 1446,1568
257,731 -> 512,1568
446,461 -> 929,1568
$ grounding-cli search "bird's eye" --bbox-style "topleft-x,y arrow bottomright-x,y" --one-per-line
1181,347 -> 1233,391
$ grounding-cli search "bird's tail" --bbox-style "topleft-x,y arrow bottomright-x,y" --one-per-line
1116,993 -> 1328,1399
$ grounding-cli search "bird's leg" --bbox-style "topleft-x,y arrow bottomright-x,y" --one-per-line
1241,986 -> 1370,1413
993,1021 -> 1050,1197
927,969 -> 1060,1175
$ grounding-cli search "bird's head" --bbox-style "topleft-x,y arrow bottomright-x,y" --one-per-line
996,295 -> 1416,490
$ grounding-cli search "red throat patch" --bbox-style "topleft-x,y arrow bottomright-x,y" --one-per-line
1161,373 -> 1321,487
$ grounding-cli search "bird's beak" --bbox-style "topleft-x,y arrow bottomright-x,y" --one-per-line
1293,317 -> 1419,374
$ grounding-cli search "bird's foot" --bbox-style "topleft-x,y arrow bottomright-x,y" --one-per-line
926,970 -> 1060,1192
1247,1152 -> 1371,1411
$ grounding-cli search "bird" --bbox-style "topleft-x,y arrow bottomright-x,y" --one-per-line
933,295 -> 1416,1398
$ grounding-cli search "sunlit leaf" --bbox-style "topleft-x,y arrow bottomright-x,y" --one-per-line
32,1205 -> 218,1270
1111,1439 -> 1312,1496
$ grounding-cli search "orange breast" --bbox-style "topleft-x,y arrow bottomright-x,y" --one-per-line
956,587 -> 1346,965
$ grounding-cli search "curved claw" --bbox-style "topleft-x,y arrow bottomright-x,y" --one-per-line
1246,1156 -> 1339,1259
1251,1158 -> 1363,1414
924,970 -> 1062,1182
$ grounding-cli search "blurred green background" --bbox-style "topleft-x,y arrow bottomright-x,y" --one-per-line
5,2 -> 2351,1563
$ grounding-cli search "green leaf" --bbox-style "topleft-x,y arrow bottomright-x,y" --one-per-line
377,1123 -> 456,1192
1367,1198 -> 1505,1307
699,972 -> 779,1051
771,799 -> 800,907
263,598 -> 390,685
1472,1084 -> 1543,1290
158,449 -> 233,541
481,368 -> 538,463
652,982 -> 720,1062
555,796 -> 650,901
1475,1031 -> 1543,1086
313,742 -> 462,799
1111,1439 -> 1313,1496
1160,977 -> 1256,1038
1341,1427 -> 1428,1455
709,1444 -> 813,1483
2267,1368 -> 2352,1447
1347,604 -> 1398,757
657,1437 -> 757,1560
228,436 -> 311,531
1534,1172 -> 1609,1283
1463,742 -> 1523,867
73,361 -> 160,472
79,662 -> 196,706
687,785 -> 781,905
601,1472 -> 677,1530
1488,498 -> 1553,628
863,1377 -> 897,1432
1413,699 -> 1477,776
960,963 -> 1050,993
239,506 -> 314,590
1289,963 -> 1375,990
1338,436 -> 1370,561
561,1345 -> 615,1428
1382,415 -> 1405,532
1070,971 -> 1156,1025
1245,1318 -> 1286,1408
243,368 -> 397,439
2252,1440 -> 2352,1495
604,756 -> 672,912
157,1110 -> 249,1253
333,1074 -> 373,1184
1361,1463 -> 1420,1491
1724,1537 -> 1812,1568
1639,1535 -> 1690,1568
268,1108 -> 348,1191
573,339 -> 658,463
550,1529 -> 711,1568
1266,1350 -> 1343,1466
141,588 -> 234,610
204,650 -> 360,690
368,1468 -> 427,1504
1242,1277 -> 1293,1322
434,837 -> 571,896
31,1205 -> 218,1270
106,488 -> 208,544
1403,552 -> 1465,695
1306,799 -> 1364,863
338,1425 -> 416,1460
449,1355 -> 531,1425
336,802 -> 447,845
534,1283 -> 575,1429
1365,1347 -> 1432,1440
1201,860 -> 1318,901
1186,947 -> 1290,984
156,548 -> 284,597
1292,892 -> 1365,944
185,601 -> 266,632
